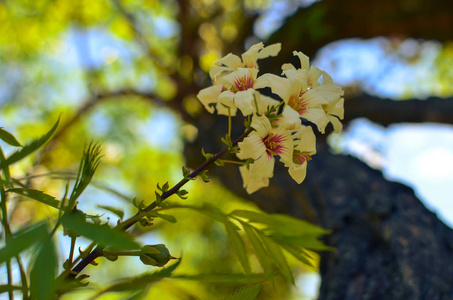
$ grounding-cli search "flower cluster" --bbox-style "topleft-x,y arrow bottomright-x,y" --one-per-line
197,43 -> 344,194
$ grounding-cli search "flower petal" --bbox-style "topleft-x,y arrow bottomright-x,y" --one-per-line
215,53 -> 242,69
209,66 -> 231,81
302,107 -> 330,133
293,125 -> 317,154
239,165 -> 270,194
293,51 -> 310,71
237,134 -> 266,160
250,154 -> 274,179
216,102 -> 237,116
327,115 -> 343,133
242,42 -> 264,68
251,115 -> 272,138
257,43 -> 281,59
288,162 -> 307,184
254,92 -> 280,115
234,90 -> 255,116
197,85 -> 222,114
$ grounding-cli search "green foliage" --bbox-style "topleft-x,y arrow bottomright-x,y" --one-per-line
30,236 -> 57,300
8,188 -> 61,209
61,211 -> 140,250
95,259 -> 181,296
152,203 -> 330,282
0,222 -> 48,264
223,285 -> 262,300
0,127 -> 22,147
97,204 -> 125,220
0,118 -> 59,170
68,141 -> 102,206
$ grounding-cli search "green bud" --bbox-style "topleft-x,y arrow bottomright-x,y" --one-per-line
139,244 -> 174,267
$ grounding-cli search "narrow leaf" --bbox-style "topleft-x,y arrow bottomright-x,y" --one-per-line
0,147 -> 11,182
148,211 -> 177,223
0,222 -> 48,264
30,237 -> 57,300
231,210 -> 330,236
259,234 -> 294,284
271,235 -> 334,251
0,127 -> 22,147
8,188 -> 61,209
173,273 -> 271,284
61,213 -> 139,250
225,221 -> 250,274
97,259 -> 181,294
97,205 -> 125,220
1,119 -> 59,168
242,224 -> 272,274
277,243 -> 314,267
223,285 -> 261,300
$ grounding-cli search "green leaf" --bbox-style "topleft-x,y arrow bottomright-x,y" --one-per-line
176,189 -> 188,200
0,147 -> 11,182
231,210 -> 330,236
61,213 -> 140,250
223,285 -> 261,300
277,242 -> 314,267
97,205 -> 125,220
0,127 -> 22,147
182,166 -> 191,179
30,236 -> 57,300
242,223 -> 272,275
148,211 -> 177,223
225,221 -> 250,274
0,222 -> 48,264
97,259 -> 181,294
259,233 -> 294,284
173,273 -> 271,284
0,118 -> 59,169
271,235 -> 334,251
8,188 -> 61,209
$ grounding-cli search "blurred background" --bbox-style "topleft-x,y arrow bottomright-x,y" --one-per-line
1,0 -> 453,299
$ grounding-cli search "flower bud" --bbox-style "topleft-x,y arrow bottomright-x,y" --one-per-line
139,244 -> 174,267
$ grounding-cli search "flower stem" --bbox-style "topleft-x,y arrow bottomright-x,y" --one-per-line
220,159 -> 247,165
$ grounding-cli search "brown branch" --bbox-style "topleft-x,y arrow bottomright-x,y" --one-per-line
40,90 -> 183,161
67,127 -> 253,277
345,94 -> 453,126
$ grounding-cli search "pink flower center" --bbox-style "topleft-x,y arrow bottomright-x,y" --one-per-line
294,153 -> 312,165
263,133 -> 286,156
233,73 -> 254,92
288,92 -> 308,115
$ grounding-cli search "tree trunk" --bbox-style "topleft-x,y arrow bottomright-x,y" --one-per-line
184,99 -> 453,299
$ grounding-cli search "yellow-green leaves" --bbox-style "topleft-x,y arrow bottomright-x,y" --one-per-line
0,118 -> 59,170
0,127 -> 22,147
152,204 -> 332,282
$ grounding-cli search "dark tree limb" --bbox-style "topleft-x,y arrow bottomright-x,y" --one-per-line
345,94 -> 453,126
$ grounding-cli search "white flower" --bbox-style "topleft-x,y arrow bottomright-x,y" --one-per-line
217,68 -> 269,116
237,115 -> 293,193
261,70 -> 330,133
196,84 -> 238,116
209,42 -> 281,82
286,125 -> 317,184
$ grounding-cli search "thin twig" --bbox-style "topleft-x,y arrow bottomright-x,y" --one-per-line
69,127 -> 253,276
